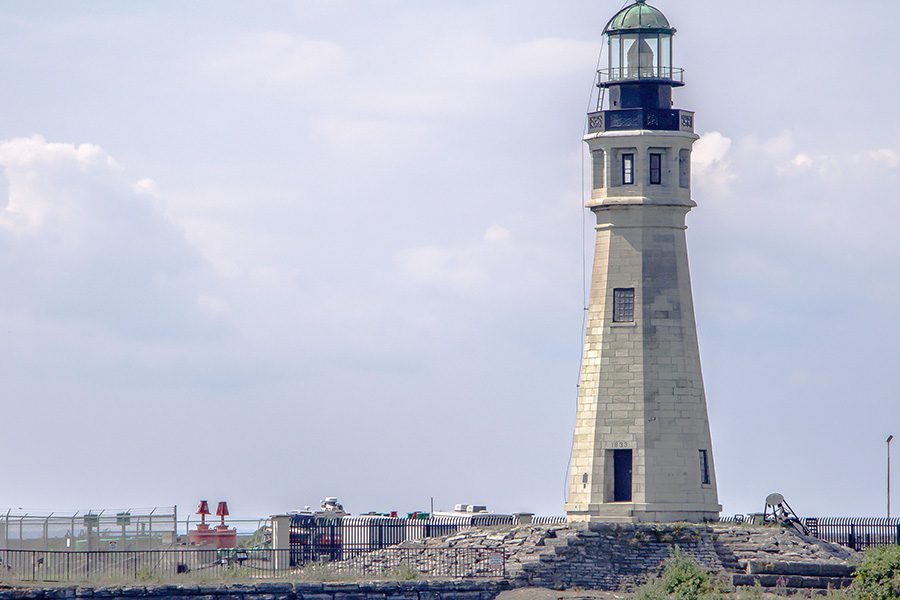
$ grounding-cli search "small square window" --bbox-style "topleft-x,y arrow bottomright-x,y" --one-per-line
622,153 -> 634,185
613,288 -> 635,323
699,450 -> 711,485
649,153 -> 662,185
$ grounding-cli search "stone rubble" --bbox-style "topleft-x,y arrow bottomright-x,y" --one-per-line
338,523 -> 857,592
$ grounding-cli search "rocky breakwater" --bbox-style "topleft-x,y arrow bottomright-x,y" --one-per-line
340,523 -> 858,593
0,581 -> 511,600
715,526 -> 858,593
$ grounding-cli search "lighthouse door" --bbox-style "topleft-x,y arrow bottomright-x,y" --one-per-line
613,449 -> 633,502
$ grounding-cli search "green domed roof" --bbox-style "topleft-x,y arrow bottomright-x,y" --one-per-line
603,0 -> 673,34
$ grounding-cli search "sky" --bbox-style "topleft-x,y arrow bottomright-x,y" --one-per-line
0,0 -> 898,523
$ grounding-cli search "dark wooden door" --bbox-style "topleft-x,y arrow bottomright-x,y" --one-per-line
613,449 -> 633,502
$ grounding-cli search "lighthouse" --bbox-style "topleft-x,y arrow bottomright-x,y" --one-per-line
565,0 -> 721,523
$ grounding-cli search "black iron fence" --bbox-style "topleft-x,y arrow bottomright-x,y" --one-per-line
0,547 -> 505,583
719,515 -> 900,550
287,515 -> 521,566
804,518 -> 900,551
598,66 -> 685,84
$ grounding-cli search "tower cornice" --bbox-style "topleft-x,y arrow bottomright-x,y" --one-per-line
584,129 -> 699,143
586,197 -> 697,210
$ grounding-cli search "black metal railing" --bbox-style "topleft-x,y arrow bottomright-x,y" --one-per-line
0,547 -> 505,583
532,515 -> 567,525
603,109 -> 681,132
599,67 -> 684,85
287,515 -> 517,566
719,515 -> 900,550
804,517 -> 900,550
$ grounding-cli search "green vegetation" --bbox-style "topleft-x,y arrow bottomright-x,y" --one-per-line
850,545 -> 900,600
292,559 -> 424,583
627,544 -> 900,599
632,547 -> 717,600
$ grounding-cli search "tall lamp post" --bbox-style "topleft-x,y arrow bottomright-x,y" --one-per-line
889,435 -> 894,518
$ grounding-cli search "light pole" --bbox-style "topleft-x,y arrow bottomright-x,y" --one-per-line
888,435 -> 894,518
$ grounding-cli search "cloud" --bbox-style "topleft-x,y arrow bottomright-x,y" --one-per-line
0,136 -> 120,234
197,32 -> 349,88
689,129 -> 900,305
0,135 -> 216,339
428,36 -> 596,85
132,177 -> 158,196
689,131 -> 736,199
308,115 -> 433,162
780,147 -> 900,176
195,30 -> 594,119
396,224 -> 562,300
483,224 -> 512,244
692,131 -> 732,174
397,237 -> 494,296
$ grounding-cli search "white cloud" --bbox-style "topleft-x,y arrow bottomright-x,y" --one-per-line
0,135 -> 213,339
308,115 -> 433,161
398,245 -> 488,294
690,130 -> 900,267
132,177 -> 158,196
198,32 -> 349,88
0,135 -> 119,171
196,30 -> 594,119
396,225 -> 560,299
483,224 -> 512,244
431,37 -> 596,85
692,131 -> 732,174
870,148 -> 900,168
0,135 -> 122,234
780,147 -> 900,175
690,131 -> 736,198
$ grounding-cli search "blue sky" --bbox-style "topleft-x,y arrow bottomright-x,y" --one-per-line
0,0 -> 898,520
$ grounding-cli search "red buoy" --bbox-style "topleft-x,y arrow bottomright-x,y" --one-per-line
188,499 -> 237,548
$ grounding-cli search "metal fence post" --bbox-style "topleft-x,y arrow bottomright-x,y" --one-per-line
3,510 -> 9,549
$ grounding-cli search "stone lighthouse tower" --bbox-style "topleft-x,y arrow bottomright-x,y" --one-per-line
565,0 -> 721,523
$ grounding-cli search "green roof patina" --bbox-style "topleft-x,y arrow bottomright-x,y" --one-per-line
603,0 -> 673,34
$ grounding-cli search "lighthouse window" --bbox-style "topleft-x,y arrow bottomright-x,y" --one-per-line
699,450 -> 711,485
622,153 -> 635,185
649,153 -> 662,185
613,288 -> 635,323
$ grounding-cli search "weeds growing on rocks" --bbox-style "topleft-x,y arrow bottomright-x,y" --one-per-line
849,545 -> 900,600
632,547 -> 715,600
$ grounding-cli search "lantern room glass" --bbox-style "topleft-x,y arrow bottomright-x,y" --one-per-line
659,34 -> 672,79
607,32 -> 673,81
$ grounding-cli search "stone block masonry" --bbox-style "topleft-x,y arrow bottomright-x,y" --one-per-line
357,523 -> 856,592
567,0 -> 720,523
0,581 -> 511,600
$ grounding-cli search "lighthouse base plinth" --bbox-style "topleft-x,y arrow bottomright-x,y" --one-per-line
565,502 -> 722,524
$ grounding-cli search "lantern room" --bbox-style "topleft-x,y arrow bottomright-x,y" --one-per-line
600,0 -> 683,111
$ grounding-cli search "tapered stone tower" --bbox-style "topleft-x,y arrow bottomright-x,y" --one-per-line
565,0 -> 721,523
